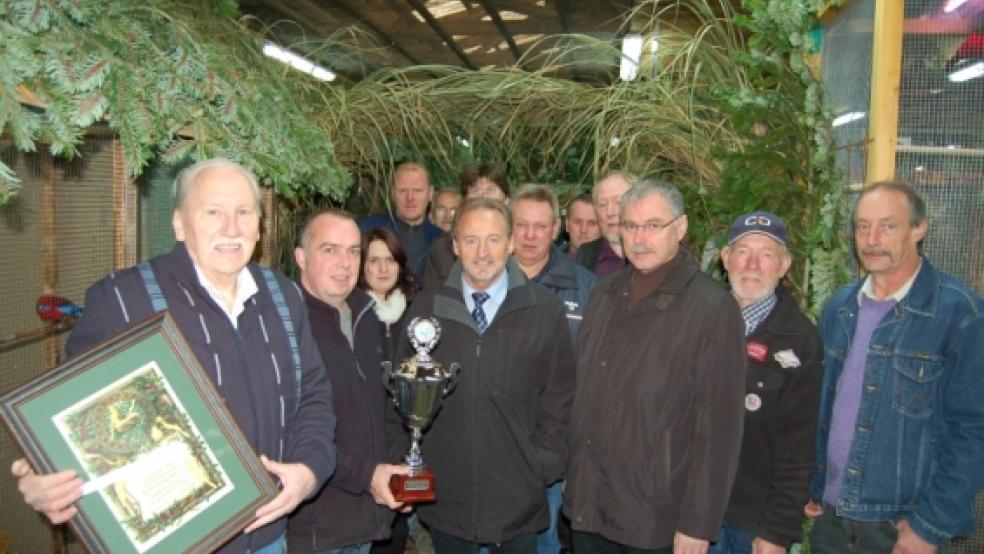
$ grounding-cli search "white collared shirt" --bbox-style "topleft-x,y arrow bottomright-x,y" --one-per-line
463,269 -> 509,326
858,260 -> 922,305
194,265 -> 258,328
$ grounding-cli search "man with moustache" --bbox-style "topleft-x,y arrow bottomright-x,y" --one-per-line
708,212 -> 823,554
11,158 -> 336,554
511,184 -> 597,554
360,162 -> 444,278
563,193 -> 600,259
390,197 -> 575,553
288,209 -> 409,554
565,180 -> 746,554
806,182 -> 984,553
575,171 -> 634,277
430,188 -> 463,233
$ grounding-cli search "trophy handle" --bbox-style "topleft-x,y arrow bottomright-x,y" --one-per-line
381,361 -> 396,397
443,362 -> 461,396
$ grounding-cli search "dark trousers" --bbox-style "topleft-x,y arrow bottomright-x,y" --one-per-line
428,526 -> 536,554
809,508 -> 899,553
370,513 -> 409,554
570,531 -> 671,554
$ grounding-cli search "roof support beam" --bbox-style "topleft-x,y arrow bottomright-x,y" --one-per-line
402,0 -> 477,69
475,0 -> 521,61
554,0 -> 572,34
334,0 -> 422,65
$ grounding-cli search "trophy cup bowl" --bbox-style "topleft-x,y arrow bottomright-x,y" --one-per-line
383,317 -> 459,503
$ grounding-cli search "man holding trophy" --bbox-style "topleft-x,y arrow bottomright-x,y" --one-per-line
387,197 -> 576,553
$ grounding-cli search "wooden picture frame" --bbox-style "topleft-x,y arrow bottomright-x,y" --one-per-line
1,312 -> 277,554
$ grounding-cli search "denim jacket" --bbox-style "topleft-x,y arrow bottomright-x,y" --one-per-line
810,258 -> 984,545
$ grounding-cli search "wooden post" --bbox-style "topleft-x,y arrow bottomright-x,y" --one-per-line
39,151 -> 62,371
259,187 -> 277,268
112,137 -> 138,269
865,0 -> 904,184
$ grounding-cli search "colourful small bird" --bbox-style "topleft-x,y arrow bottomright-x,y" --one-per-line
36,295 -> 84,322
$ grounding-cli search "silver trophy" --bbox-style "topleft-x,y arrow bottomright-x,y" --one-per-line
382,317 -> 459,502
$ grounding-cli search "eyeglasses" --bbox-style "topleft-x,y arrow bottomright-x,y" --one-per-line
619,214 -> 682,234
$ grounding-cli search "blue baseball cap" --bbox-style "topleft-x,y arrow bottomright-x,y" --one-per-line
727,211 -> 788,246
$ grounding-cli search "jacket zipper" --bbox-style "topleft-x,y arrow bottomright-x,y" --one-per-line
351,301 -> 374,380
472,334 -> 482,540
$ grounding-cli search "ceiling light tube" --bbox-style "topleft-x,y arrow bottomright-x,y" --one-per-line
944,0 -> 969,13
620,33 -> 643,81
262,41 -> 336,82
948,60 -> 984,82
832,111 -> 866,127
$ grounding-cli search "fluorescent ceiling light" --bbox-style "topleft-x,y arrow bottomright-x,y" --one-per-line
943,0 -> 969,13
832,111 -> 866,127
620,34 -> 643,81
262,41 -> 336,82
948,60 -> 984,82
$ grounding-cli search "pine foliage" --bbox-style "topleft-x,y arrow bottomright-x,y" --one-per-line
0,0 -> 351,204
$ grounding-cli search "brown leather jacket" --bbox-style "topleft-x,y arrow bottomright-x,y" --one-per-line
564,249 -> 746,549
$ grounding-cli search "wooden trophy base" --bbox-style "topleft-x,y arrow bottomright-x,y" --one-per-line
390,468 -> 436,503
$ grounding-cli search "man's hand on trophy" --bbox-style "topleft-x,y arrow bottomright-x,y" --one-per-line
371,463 -> 412,512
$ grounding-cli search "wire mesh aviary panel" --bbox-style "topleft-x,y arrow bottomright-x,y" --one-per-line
0,135 -> 119,554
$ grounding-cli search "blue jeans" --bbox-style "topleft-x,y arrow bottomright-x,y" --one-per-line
314,542 -> 372,554
252,534 -> 285,554
706,519 -> 754,554
809,507 -> 898,554
537,482 -> 564,554
429,526 -> 536,554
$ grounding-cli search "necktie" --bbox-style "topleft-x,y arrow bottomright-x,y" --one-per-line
471,292 -> 490,333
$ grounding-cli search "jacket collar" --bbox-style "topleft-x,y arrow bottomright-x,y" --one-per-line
435,258 -> 534,332
534,246 -> 579,291
840,256 -> 940,318
756,284 -> 807,338
160,241 -> 263,297
604,247 -> 699,297
298,280 -> 374,325
385,212 -> 444,241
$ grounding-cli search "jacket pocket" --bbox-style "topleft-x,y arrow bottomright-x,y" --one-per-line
490,391 -> 546,484
892,357 -> 943,419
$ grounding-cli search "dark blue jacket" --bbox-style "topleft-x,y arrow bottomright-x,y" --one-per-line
531,246 -> 597,338
66,243 -> 336,554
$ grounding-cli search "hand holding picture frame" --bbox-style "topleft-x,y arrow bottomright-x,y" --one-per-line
2,312 -> 278,554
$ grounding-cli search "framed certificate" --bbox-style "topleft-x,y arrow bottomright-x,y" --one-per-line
1,312 -> 278,554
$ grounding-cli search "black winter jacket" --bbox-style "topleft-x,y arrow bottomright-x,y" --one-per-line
723,285 -> 822,547
388,259 -> 576,543
66,243 -> 336,554
288,287 -> 395,552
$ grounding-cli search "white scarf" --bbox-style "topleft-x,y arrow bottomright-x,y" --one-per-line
369,289 -> 407,329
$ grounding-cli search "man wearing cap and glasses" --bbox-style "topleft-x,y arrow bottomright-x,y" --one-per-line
707,212 -> 823,554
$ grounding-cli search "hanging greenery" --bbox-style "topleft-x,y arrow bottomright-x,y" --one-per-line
0,0 -> 351,204
1,0 -> 850,314
308,0 -> 851,315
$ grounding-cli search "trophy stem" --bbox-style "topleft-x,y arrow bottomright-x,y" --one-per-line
405,427 -> 425,471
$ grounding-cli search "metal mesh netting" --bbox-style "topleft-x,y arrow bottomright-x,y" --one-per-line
823,0 -> 875,189
138,157 -> 186,260
897,0 -> 984,298
1,136 -> 117,553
